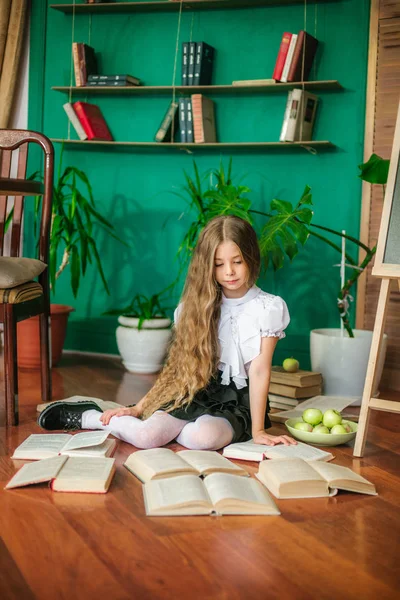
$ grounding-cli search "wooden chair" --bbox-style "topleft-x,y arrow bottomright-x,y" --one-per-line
0,130 -> 54,426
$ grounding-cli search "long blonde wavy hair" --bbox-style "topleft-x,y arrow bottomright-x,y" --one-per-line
141,215 -> 261,419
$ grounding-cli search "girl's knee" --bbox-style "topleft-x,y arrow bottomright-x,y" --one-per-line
179,416 -> 233,450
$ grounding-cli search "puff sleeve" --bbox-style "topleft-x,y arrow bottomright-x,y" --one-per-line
174,303 -> 183,324
260,296 -> 290,339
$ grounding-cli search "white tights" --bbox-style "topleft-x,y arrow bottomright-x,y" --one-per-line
81,409 -> 234,450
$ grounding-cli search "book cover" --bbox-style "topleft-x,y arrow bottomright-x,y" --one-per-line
193,42 -> 215,86
154,101 -> 179,142
188,42 -> 196,86
272,32 -> 292,81
185,98 -> 194,142
287,31 -> 319,82
72,42 -> 82,87
191,94 -> 216,143
179,97 -> 186,142
270,366 -> 322,388
182,42 -> 189,86
282,88 -> 303,142
280,33 -> 298,83
73,101 -> 113,141
87,81 -> 135,87
279,90 -> 293,142
269,381 -> 322,398
63,102 -> 88,140
80,43 -> 98,86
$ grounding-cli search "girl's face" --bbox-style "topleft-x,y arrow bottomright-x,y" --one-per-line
214,241 -> 249,298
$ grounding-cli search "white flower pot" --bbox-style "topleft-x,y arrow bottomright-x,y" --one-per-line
116,316 -> 172,374
310,328 -> 388,405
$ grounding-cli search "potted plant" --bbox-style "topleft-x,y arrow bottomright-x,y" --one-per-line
17,160 -> 122,368
104,290 -> 173,374
174,156 -> 390,400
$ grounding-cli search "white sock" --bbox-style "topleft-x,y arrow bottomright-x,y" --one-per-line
81,409 -> 187,449
176,414 -> 234,450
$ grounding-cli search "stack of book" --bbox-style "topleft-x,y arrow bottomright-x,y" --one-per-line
63,101 -> 113,141
268,366 -> 323,412
87,74 -> 141,87
280,88 -> 319,142
272,30 -> 318,83
182,41 -> 215,86
155,94 -> 216,143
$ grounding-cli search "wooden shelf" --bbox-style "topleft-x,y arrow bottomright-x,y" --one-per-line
51,1 -> 334,15
0,178 -> 43,196
52,81 -> 343,95
50,139 -> 335,151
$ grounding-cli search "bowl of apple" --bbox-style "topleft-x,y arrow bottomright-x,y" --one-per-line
285,408 -> 358,446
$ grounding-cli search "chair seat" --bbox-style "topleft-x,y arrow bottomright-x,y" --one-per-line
0,281 -> 43,304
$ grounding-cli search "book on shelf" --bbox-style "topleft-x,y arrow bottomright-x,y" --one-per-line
73,101 -> 113,141
269,395 -> 360,424
186,98 -> 194,142
11,431 -> 116,461
256,458 -> 377,499
279,90 -> 293,142
270,366 -> 322,388
272,32 -> 292,81
87,74 -> 141,86
281,89 -> 319,142
188,41 -> 196,86
280,33 -> 298,83
222,440 -> 333,463
191,94 -> 216,143
155,101 -> 179,142
193,41 -> 215,85
63,102 -> 88,140
287,31 -> 319,82
5,455 -> 116,494
37,395 -> 124,413
269,381 -> 322,398
181,41 -> 189,86
232,78 -> 276,86
179,97 -> 186,142
72,42 -> 98,87
124,448 -> 249,483
143,473 -> 280,516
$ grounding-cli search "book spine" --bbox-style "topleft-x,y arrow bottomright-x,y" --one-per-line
87,81 -> 131,86
279,91 -> 293,142
272,32 -> 292,81
280,34 -> 297,83
88,75 -> 137,82
79,43 -> 88,86
193,42 -> 214,86
73,102 -> 96,140
154,102 -> 178,142
182,42 -> 189,86
287,30 -> 305,82
186,98 -> 193,142
179,97 -> 187,142
72,43 -> 82,87
283,88 -> 303,142
63,103 -> 88,140
188,42 -> 196,86
191,94 -> 204,143
297,93 -> 318,141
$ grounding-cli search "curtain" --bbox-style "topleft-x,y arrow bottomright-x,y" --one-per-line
0,0 -> 28,128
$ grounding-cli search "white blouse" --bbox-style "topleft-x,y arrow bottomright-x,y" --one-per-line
174,286 -> 290,390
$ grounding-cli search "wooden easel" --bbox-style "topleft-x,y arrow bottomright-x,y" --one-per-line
354,102 -> 400,457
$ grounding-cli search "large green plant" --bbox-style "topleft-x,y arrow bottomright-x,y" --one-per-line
175,155 -> 389,337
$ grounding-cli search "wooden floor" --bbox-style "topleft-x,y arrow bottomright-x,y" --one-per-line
1,353 -> 400,600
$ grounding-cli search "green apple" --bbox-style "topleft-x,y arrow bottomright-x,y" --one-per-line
294,421 -> 313,432
282,357 -> 300,373
322,409 -> 342,428
312,424 -> 330,434
330,424 -> 348,435
342,422 -> 353,433
302,408 -> 323,426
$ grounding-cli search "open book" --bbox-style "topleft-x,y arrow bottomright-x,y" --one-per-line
12,432 -> 116,460
256,458 -> 377,499
223,440 -> 333,463
143,473 -> 280,516
5,455 -> 116,493
269,395 -> 360,423
124,448 -> 249,483
36,395 -> 125,413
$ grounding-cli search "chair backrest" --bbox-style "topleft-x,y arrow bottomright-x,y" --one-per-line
0,129 -> 54,264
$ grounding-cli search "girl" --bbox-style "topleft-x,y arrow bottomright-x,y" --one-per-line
39,215 -> 295,450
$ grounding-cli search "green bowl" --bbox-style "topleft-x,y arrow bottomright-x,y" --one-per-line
285,418 -> 358,447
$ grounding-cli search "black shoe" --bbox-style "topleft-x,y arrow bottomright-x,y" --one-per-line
37,401 -> 103,431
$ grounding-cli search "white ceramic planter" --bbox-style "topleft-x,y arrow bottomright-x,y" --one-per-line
116,316 -> 172,374
310,328 -> 388,404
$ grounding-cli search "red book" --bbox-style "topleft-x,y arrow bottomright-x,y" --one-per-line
73,102 -> 113,141
272,32 -> 292,81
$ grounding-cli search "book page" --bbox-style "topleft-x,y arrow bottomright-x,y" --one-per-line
55,457 -> 115,482
12,434 -> 72,459
63,438 -> 116,458
61,431 -> 109,452
259,458 -> 326,485
264,442 -> 333,462
177,450 -> 248,476
5,455 -> 68,489
125,448 -> 198,482
310,461 -> 376,490
204,473 -> 279,512
273,395 -> 360,420
144,475 -> 212,513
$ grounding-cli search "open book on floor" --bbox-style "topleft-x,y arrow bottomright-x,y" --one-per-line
5,455 -> 116,493
143,473 -> 280,516
124,448 -> 249,483
222,440 -> 333,463
256,458 -> 377,499
36,395 -> 125,413
12,432 -> 116,460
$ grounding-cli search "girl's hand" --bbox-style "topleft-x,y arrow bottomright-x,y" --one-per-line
252,430 -> 297,446
100,405 -> 142,425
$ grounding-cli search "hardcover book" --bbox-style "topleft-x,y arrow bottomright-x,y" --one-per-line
272,32 -> 292,81
185,98 -> 194,142
72,43 -> 98,86
73,101 -> 113,141
191,94 -> 216,143
179,97 -> 186,142
11,431 -> 116,461
181,42 -> 189,86
280,33 -> 298,83
269,382 -> 322,398
282,89 -> 319,142
143,473 -> 280,516
154,101 -> 179,142
87,74 -> 141,85
287,30 -> 319,82
193,41 -> 215,86
188,41 -> 196,86
270,366 -> 323,388
63,102 -> 88,140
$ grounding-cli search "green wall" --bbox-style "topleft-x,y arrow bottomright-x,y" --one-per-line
28,0 -> 370,369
